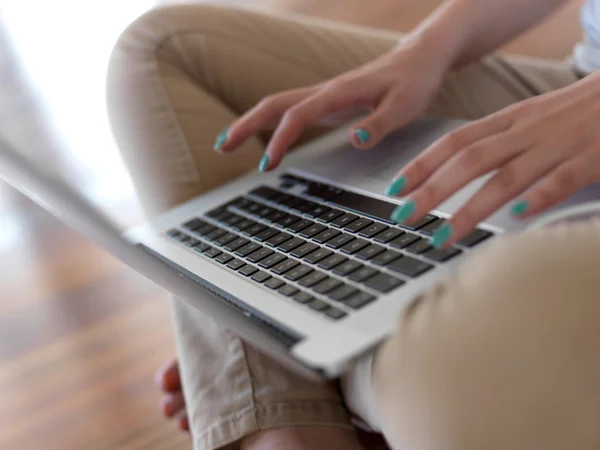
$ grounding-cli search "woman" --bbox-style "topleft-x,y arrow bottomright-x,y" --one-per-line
107,1 -> 600,449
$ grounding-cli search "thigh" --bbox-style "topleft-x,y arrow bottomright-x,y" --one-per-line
373,220 -> 600,450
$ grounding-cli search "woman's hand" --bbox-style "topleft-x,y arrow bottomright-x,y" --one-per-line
214,37 -> 452,170
387,71 -> 600,249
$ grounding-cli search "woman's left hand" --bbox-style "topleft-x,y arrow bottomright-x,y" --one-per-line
388,71 -> 600,248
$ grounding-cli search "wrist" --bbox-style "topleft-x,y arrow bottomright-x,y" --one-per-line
391,30 -> 459,77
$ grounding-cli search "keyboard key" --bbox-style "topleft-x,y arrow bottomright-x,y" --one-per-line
304,182 -> 328,198
344,217 -> 373,233
313,277 -> 343,294
345,292 -> 376,309
373,228 -> 404,243
406,238 -> 433,255
227,258 -> 246,270
182,218 -> 206,231
389,233 -> 420,249
403,215 -> 439,232
205,228 -> 227,241
294,200 -> 318,214
223,214 -> 244,227
250,186 -> 279,199
307,299 -> 330,311
299,223 -> 327,239
305,204 -> 331,218
332,260 -> 363,276
304,248 -> 333,264
340,238 -> 370,254
204,247 -> 222,258
265,278 -> 285,290
356,244 -> 386,260
317,209 -> 344,223
314,186 -> 344,201
232,219 -> 257,232
331,213 -> 358,228
214,232 -> 238,247
358,222 -> 389,238
423,247 -> 463,262
388,256 -> 434,277
324,307 -> 348,320
277,237 -> 306,253
183,237 -> 200,247
238,266 -> 258,277
215,253 -> 234,264
271,193 -> 294,206
418,217 -> 446,235
272,259 -> 300,275
284,264 -> 314,281
287,219 -> 314,234
194,242 -> 211,252
258,253 -> 288,269
214,211 -> 234,223
325,233 -> 355,249
266,232 -> 292,247
330,191 -> 396,223
290,242 -> 319,258
348,266 -> 379,283
292,291 -> 314,304
318,254 -> 348,270
195,223 -> 217,237
205,205 -> 229,218
167,229 -> 182,238
247,247 -> 274,263
276,214 -> 301,228
458,229 -> 493,247
224,237 -> 250,252
278,284 -> 299,297
327,284 -> 359,301
235,242 -> 262,257
364,273 -> 405,293
242,223 -> 268,237
298,271 -> 328,287
254,228 -> 280,242
251,270 -> 272,283
255,206 -> 276,219
264,210 -> 287,223
313,228 -> 341,244
371,250 -> 403,266
241,201 -> 262,215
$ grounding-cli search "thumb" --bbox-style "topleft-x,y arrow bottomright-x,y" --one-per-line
348,95 -> 411,150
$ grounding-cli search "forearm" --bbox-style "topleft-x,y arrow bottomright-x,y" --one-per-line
408,0 -> 570,70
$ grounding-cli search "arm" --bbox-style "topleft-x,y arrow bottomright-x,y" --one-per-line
409,0 -> 571,69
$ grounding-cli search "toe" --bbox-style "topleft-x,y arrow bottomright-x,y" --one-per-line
160,392 -> 186,418
155,359 -> 181,393
178,416 -> 190,432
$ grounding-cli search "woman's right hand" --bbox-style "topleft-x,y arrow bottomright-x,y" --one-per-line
215,36 -> 453,171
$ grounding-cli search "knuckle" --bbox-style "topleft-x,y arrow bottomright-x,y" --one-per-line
408,159 -> 428,180
442,130 -> 470,153
456,145 -> 485,172
554,167 -> 578,192
283,107 -> 305,125
419,184 -> 439,205
257,95 -> 279,111
492,167 -> 517,191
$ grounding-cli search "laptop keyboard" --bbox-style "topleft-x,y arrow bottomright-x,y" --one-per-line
166,174 -> 493,321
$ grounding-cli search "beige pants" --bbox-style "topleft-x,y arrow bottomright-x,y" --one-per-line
106,4 -> 600,450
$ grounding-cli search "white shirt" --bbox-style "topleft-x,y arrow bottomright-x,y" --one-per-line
574,0 -> 600,74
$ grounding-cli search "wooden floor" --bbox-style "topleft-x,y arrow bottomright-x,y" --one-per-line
0,1 -> 583,449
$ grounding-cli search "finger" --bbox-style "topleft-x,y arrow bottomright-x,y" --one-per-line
511,153 -> 592,220
261,84 -> 366,170
179,416 -> 190,432
160,392 -> 186,418
220,87 -> 317,152
434,146 -> 571,247
386,114 -> 514,198
155,359 -> 181,393
348,93 -> 405,149
392,132 -> 526,224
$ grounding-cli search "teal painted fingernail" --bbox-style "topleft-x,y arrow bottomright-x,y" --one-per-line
258,154 -> 270,172
385,176 -> 408,197
511,200 -> 529,216
214,128 -> 230,151
354,128 -> 370,144
431,223 -> 453,249
391,200 -> 416,224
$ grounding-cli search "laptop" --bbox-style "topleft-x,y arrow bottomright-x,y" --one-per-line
3,117 -> 599,380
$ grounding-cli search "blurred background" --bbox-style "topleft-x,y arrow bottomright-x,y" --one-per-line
0,1 -> 584,448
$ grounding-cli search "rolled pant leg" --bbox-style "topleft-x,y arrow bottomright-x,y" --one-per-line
372,220 -> 600,450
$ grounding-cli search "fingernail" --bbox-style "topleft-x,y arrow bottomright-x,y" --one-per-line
385,176 -> 408,197
214,128 -> 230,151
511,200 -> 529,216
258,154 -> 270,172
391,200 -> 416,224
431,222 -> 453,249
353,128 -> 370,144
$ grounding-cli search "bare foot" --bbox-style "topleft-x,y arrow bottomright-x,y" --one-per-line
155,359 -> 189,431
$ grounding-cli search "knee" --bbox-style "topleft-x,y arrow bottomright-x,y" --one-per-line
372,221 -> 600,450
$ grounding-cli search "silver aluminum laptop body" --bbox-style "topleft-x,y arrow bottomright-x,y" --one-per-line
3,117 -> 599,380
